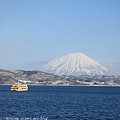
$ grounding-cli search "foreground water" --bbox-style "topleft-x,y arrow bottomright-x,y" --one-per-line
0,85 -> 120,120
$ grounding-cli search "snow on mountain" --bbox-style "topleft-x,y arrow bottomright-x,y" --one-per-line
42,53 -> 112,76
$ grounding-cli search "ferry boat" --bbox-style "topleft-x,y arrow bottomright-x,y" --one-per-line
11,82 -> 28,91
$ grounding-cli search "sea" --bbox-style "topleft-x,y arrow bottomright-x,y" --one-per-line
0,85 -> 120,120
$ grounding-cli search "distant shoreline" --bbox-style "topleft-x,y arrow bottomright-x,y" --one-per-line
0,84 -> 120,87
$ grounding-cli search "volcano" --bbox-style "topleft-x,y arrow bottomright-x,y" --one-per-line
42,53 -> 112,76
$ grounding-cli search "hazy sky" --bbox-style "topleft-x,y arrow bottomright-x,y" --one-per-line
0,0 -> 120,70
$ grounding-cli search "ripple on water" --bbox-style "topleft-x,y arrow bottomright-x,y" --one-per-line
0,86 -> 120,120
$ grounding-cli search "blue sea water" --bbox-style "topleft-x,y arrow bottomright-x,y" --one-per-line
0,85 -> 120,120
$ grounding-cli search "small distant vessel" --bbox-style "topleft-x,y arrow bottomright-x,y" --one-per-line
11,82 -> 28,91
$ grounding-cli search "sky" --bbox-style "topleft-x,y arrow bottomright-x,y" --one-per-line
0,0 -> 120,70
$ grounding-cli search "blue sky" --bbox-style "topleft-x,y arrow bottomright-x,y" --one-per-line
0,0 -> 120,70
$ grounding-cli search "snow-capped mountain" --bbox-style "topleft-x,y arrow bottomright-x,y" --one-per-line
42,53 -> 112,76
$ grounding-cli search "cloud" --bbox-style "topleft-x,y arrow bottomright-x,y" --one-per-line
101,62 -> 120,75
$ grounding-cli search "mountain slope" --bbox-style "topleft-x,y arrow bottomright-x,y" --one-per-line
0,69 -> 70,85
42,53 -> 112,76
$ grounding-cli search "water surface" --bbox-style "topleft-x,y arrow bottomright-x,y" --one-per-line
0,85 -> 120,120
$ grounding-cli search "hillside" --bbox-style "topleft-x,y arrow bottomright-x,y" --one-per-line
0,69 -> 71,85
0,69 -> 119,86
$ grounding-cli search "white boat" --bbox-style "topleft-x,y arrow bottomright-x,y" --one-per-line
11,82 -> 28,91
